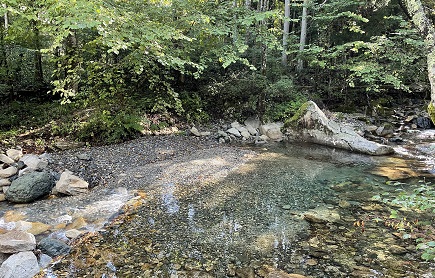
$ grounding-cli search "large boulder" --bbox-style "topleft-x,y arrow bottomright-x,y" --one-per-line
284,101 -> 394,155
5,171 -> 55,203
0,251 -> 40,278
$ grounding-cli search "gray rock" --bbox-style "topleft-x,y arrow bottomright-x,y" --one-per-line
0,167 -> 17,179
0,154 -> 15,165
260,123 -> 284,141
217,130 -> 228,138
6,149 -> 22,162
38,253 -> 52,269
226,127 -> 241,137
245,124 -> 258,136
76,154 -> 92,161
0,231 -> 36,253
55,170 -> 88,195
5,171 -> 55,203
416,117 -> 433,129
38,237 -> 71,257
0,193 -> 5,201
0,251 -> 40,278
284,101 -> 394,155
0,179 -> 11,187
244,117 -> 261,129
190,127 -> 201,137
230,121 -> 241,128
20,154 -> 48,171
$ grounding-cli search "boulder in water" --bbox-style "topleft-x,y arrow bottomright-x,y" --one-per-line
284,101 -> 394,155
5,171 -> 55,203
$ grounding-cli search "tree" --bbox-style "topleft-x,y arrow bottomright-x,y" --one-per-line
400,0 -> 435,122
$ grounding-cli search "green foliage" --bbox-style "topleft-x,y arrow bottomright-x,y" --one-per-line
263,76 -> 308,121
76,109 -> 143,144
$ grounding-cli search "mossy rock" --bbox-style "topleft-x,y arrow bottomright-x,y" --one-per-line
283,101 -> 311,129
428,102 -> 435,125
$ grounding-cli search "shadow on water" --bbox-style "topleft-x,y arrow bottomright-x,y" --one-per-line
46,142 -> 434,277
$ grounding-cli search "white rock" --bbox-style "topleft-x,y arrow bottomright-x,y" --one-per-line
0,251 -> 40,278
230,121 -> 241,128
2,186 -> 9,193
245,124 -> 258,136
190,127 -> 201,136
241,130 -> 251,139
259,123 -> 284,141
244,117 -> 261,129
0,179 -> 11,186
20,154 -> 48,170
0,231 -> 36,253
226,127 -> 241,137
55,170 -> 89,195
6,149 -> 22,162
0,167 -> 18,179
200,131 -> 211,136
217,130 -> 228,137
0,154 -> 15,164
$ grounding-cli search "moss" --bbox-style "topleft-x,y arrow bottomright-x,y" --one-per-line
283,101 -> 312,129
428,102 -> 435,125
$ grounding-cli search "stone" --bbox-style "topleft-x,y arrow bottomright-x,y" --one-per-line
284,101 -> 394,155
65,217 -> 87,230
0,231 -> 36,253
0,154 -> 15,165
260,123 -> 284,141
226,127 -> 241,137
244,117 -> 261,129
38,237 -> 71,257
38,253 -> 52,269
6,149 -> 22,162
0,167 -> 18,178
190,127 -> 201,137
0,179 -> 11,186
5,171 -> 55,203
76,153 -> 92,161
416,117 -> 433,129
20,154 -> 48,170
0,251 -> 40,278
15,221 -> 51,235
0,193 -> 5,202
303,206 -> 341,223
389,245 -> 407,255
231,121 -> 242,128
65,229 -> 83,239
55,170 -> 89,195
245,124 -> 258,136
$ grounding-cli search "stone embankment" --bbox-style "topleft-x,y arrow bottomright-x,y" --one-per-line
0,149 -> 88,277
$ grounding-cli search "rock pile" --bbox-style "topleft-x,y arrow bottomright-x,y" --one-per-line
190,118 -> 284,143
0,149 -> 91,277
0,149 -> 89,204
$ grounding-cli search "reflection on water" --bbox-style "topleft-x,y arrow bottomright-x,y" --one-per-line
47,142 -> 435,277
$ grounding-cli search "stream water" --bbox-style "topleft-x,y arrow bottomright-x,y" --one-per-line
44,142 -> 435,277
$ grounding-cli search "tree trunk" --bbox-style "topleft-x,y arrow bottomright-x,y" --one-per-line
297,0 -> 309,72
282,0 -> 291,65
401,0 -> 435,122
32,21 -> 44,87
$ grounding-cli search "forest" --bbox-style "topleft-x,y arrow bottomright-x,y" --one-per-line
0,0 -> 434,145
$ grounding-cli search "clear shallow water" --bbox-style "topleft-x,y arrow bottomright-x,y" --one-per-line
46,142 -> 435,277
